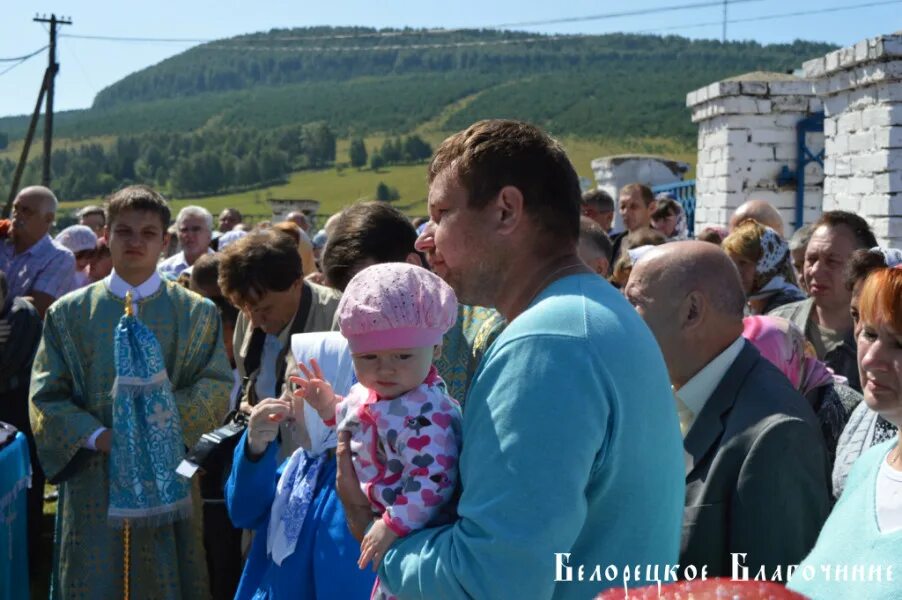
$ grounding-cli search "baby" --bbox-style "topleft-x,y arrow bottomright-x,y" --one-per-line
292,262 -> 462,599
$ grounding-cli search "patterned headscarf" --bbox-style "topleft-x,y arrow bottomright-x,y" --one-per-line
742,315 -> 842,396
870,246 -> 902,269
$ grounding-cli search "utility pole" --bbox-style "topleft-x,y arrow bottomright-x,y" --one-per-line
34,13 -> 71,188
3,14 -> 72,218
722,0 -> 728,43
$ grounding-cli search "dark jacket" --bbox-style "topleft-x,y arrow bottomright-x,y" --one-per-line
681,342 -> 831,579
768,298 -> 860,392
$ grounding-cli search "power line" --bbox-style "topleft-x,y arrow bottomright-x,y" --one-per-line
54,0 -> 902,53
639,0 -> 902,34
0,47 -> 48,77
0,45 -> 49,62
58,0 -> 767,45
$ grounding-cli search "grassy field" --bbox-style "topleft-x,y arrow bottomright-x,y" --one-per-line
55,134 -> 696,224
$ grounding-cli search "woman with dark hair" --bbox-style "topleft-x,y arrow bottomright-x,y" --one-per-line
722,219 -> 806,315
650,197 -> 688,241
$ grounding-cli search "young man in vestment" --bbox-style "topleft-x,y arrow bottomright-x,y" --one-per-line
29,185 -> 232,599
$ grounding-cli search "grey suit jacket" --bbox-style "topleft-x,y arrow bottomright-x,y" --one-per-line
680,341 -> 832,579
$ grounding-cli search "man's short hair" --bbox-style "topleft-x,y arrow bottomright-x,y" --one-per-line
218,230 -> 303,307
812,211 -> 877,249
106,185 -> 171,229
18,185 -> 58,214
176,205 -> 213,231
221,208 -> 242,221
619,183 -> 655,207
77,205 -> 106,224
579,217 -> 613,261
581,189 -> 614,213
322,201 -> 420,292
190,253 -> 222,294
428,119 -> 581,244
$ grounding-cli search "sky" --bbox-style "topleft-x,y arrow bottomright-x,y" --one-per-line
1,0 -> 900,118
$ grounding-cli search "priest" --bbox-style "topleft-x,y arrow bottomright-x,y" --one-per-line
29,185 -> 232,599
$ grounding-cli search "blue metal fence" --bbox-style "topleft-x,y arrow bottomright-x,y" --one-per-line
652,180 -> 696,238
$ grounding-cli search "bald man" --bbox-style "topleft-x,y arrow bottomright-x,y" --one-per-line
0,186 -> 75,317
285,211 -> 310,232
625,241 -> 830,579
729,199 -> 785,237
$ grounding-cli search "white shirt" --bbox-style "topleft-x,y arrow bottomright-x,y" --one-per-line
86,269 -> 163,450
158,248 -> 213,279
674,336 -> 745,436
876,452 -> 902,533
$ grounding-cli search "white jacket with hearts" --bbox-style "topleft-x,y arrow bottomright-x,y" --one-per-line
326,366 -> 462,536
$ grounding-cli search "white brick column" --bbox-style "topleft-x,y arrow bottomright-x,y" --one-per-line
804,32 -> 902,248
687,73 -> 823,235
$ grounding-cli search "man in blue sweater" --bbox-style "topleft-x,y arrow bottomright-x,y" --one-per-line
336,119 -> 685,598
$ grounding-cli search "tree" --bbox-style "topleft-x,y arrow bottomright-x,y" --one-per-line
0,132 -> 7,150
349,138 -> 368,168
370,152 -> 385,171
375,181 -> 399,202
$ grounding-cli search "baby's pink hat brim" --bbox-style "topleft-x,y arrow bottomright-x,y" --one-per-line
345,326 -> 445,354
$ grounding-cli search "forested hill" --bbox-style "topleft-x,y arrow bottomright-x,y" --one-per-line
2,29 -> 835,143
0,29 -> 837,203
94,29 -> 834,109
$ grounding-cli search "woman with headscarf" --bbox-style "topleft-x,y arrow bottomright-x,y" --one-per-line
742,315 -> 860,470
722,219 -> 806,315
650,197 -> 688,242
54,224 -> 97,289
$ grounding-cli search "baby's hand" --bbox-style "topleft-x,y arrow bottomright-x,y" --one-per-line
289,358 -> 338,422
358,518 -> 399,571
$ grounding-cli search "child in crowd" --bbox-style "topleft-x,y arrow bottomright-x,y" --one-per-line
291,262 -> 462,599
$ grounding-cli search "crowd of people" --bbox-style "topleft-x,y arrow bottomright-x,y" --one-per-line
0,118 -> 899,599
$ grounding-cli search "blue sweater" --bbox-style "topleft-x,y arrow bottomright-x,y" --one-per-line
789,438 -> 902,600
225,433 -> 375,599
380,274 -> 685,599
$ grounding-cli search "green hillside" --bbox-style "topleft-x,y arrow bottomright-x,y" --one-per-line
0,28 -> 836,209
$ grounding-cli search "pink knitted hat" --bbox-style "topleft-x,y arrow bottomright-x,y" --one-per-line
338,262 -> 458,353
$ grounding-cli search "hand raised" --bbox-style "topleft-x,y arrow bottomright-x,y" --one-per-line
288,358 -> 338,421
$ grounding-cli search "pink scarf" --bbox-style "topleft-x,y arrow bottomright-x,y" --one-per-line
742,315 -> 842,395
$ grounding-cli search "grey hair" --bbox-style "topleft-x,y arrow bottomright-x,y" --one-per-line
176,205 -> 213,231
18,185 -> 58,214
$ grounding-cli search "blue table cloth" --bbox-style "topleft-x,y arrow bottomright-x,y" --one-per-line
0,432 -> 31,600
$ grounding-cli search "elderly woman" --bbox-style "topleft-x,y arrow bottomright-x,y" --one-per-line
742,315 -> 860,470
788,266 -> 902,599
722,219 -> 806,314
831,247 -> 902,497
54,224 -> 97,289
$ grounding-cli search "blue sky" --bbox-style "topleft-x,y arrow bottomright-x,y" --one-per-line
1,0 -> 899,118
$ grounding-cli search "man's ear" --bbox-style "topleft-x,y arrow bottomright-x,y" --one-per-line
681,290 -> 706,332
405,252 -> 425,268
433,344 -> 442,360
495,185 -> 525,235
161,231 -> 171,249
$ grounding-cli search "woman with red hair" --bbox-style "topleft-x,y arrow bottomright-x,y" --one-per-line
789,266 -> 902,599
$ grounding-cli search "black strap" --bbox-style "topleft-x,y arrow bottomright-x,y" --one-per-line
243,282 -> 314,405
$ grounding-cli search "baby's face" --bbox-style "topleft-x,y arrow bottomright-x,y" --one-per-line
352,346 -> 437,399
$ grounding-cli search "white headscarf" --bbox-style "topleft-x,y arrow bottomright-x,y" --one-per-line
266,331 -> 355,566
